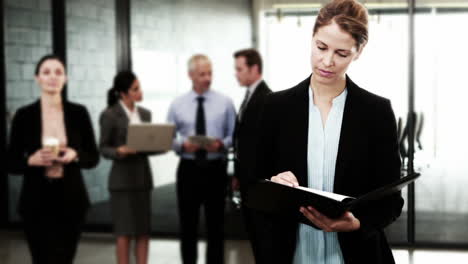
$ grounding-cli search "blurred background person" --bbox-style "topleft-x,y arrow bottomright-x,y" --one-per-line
167,54 -> 236,264
7,54 -> 100,264
231,48 -> 272,264
100,71 -> 158,264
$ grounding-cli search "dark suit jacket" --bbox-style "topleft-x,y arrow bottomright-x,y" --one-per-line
7,100 -> 99,220
255,75 -> 403,264
233,80 -> 272,193
99,103 -> 153,191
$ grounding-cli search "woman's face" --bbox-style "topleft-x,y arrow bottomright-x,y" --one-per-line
35,59 -> 67,95
311,20 -> 364,86
121,79 -> 143,103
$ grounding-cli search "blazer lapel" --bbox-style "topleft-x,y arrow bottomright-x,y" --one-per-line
63,101 -> 73,147
32,100 -> 42,150
241,80 -> 265,121
137,107 -> 150,122
334,76 -> 358,194
293,77 -> 310,187
115,103 -> 130,124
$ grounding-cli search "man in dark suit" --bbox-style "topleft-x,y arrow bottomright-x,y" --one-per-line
232,48 -> 272,264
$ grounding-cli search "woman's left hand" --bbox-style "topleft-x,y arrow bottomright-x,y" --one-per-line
300,206 -> 360,232
56,147 -> 78,164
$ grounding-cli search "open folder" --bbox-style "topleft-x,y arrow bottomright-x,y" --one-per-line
245,173 -> 420,219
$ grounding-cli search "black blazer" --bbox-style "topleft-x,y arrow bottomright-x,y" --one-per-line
255,76 -> 403,264
7,100 -> 99,220
233,80 -> 272,192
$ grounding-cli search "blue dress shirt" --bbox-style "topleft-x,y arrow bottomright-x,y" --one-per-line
167,89 -> 236,160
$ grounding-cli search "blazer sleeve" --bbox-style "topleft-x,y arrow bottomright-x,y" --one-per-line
99,109 -> 121,160
7,108 -> 29,175
74,106 -> 100,169
254,94 -> 276,183
352,99 -> 404,239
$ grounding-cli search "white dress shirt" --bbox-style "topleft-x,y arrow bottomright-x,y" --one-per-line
119,100 -> 142,124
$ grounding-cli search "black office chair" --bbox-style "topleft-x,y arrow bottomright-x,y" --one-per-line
415,112 -> 424,151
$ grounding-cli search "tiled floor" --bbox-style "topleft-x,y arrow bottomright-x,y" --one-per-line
2,230 -> 468,264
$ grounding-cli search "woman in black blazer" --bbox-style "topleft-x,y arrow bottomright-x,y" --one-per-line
256,1 -> 403,263
7,54 -> 99,264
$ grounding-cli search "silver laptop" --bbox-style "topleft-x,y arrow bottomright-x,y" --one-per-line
127,123 -> 175,152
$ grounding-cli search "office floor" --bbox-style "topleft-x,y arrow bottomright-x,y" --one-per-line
2,230 -> 468,264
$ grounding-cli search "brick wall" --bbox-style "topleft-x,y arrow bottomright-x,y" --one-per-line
66,0 -> 116,204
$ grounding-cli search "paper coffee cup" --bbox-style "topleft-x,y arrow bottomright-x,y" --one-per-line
43,137 -> 60,157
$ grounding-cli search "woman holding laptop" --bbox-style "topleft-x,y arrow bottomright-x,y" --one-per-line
99,71 -> 157,264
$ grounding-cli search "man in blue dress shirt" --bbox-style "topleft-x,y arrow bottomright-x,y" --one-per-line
167,54 -> 236,264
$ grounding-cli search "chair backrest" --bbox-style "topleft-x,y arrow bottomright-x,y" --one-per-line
415,112 -> 424,150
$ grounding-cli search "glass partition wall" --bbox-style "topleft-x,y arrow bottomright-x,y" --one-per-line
414,7 -> 468,245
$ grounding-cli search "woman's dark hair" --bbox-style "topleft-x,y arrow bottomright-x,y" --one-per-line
34,54 -> 66,75
107,70 -> 137,107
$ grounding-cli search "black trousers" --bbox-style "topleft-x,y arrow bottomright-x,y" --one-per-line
23,218 -> 82,264
176,158 -> 227,264
240,188 -> 274,264
22,180 -> 84,264
241,206 -> 275,264
235,157 -> 274,264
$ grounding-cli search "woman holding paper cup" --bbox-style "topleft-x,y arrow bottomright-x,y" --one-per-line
254,0 -> 403,263
99,71 -> 156,264
7,54 -> 99,263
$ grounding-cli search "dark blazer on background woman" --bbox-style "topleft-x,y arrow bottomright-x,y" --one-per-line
7,100 -> 100,220
254,75 -> 404,264
99,103 -> 153,191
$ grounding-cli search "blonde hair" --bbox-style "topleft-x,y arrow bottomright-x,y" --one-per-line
188,54 -> 211,72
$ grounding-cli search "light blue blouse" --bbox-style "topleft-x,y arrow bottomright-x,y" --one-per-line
293,86 -> 347,264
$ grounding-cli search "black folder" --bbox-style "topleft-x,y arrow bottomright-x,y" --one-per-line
245,173 -> 420,219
